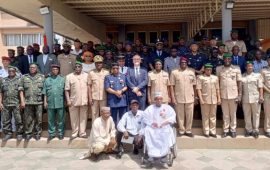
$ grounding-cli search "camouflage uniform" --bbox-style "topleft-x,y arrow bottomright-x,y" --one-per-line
1,76 -> 23,135
20,73 -> 45,137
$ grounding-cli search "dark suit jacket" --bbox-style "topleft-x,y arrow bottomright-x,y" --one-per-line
126,67 -> 148,98
149,50 -> 169,65
36,54 -> 57,75
232,55 -> 246,73
18,55 -> 30,75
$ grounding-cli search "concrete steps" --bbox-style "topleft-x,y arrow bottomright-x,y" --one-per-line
1,128 -> 270,149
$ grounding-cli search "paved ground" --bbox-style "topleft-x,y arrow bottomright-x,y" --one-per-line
0,148 -> 270,170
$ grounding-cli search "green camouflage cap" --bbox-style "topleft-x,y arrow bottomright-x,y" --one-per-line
223,53 -> 232,59
94,55 -> 104,63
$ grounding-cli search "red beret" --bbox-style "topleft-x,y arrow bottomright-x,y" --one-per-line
180,57 -> 188,63
2,56 -> 10,61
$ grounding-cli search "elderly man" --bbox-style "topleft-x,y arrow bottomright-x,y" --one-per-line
81,107 -> 116,160
116,99 -> 144,159
65,61 -> 89,139
143,92 -> 176,166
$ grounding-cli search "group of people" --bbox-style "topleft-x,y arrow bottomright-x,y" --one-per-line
0,29 -> 270,159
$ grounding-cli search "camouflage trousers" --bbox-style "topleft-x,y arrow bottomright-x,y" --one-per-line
2,105 -> 23,135
24,105 -> 43,136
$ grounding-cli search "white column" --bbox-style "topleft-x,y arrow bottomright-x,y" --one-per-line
43,7 -> 53,53
222,0 -> 232,42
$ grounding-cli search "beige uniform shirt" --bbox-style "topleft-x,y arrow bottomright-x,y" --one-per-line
216,65 -> 242,99
88,69 -> 110,100
261,67 -> 270,96
241,72 -> 263,103
148,70 -> 171,103
170,68 -> 196,103
196,74 -> 219,104
225,40 -> 247,56
57,53 -> 77,76
65,72 -> 89,106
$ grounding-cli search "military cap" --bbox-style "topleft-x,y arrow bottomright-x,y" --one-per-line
96,45 -> 106,51
94,55 -> 104,63
156,38 -> 163,45
101,107 -> 110,112
180,57 -> 188,63
231,29 -> 239,34
117,55 -> 125,61
189,41 -> 198,46
111,62 -> 119,67
51,64 -> 60,69
130,99 -> 139,105
218,43 -> 226,47
201,35 -> 209,40
142,44 -> 148,48
2,56 -> 10,61
246,61 -> 253,65
17,46 -> 24,49
204,63 -> 213,68
62,40 -> 72,47
125,41 -> 133,46
178,36 -> 185,40
75,61 -> 82,66
223,53 -> 232,59
29,63 -> 38,67
8,65 -> 17,71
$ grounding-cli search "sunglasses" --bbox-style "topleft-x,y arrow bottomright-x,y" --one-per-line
75,66 -> 82,68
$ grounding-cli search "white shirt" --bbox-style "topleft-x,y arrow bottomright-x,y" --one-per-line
0,68 -> 8,78
119,66 -> 128,75
28,55 -> 33,63
117,110 -> 144,135
156,50 -> 162,56
134,66 -> 140,77
43,54 -> 48,65
71,49 -> 82,56
82,63 -> 95,73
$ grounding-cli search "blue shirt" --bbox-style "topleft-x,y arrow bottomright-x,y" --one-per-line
177,45 -> 189,56
186,53 -> 208,71
253,60 -> 268,73
104,73 -> 127,108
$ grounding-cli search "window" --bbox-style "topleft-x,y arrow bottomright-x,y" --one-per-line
3,33 -> 42,46
161,31 -> 169,41
173,31 -> 180,43
138,32 -> 146,44
126,32 -> 134,43
149,32 -> 157,44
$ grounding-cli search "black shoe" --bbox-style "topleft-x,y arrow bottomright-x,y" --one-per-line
2,134 -> 12,142
133,148 -> 139,155
203,134 -> 209,138
209,134 -> 217,138
17,135 -> 23,141
185,133 -> 194,138
253,132 -> 259,139
25,135 -> 32,141
116,151 -> 123,159
58,135 -> 64,140
47,136 -> 55,141
222,132 -> 229,138
265,132 -> 270,138
35,135 -> 41,141
245,131 -> 251,137
90,154 -> 99,161
231,132 -> 237,138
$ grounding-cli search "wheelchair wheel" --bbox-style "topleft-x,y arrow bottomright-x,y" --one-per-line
167,153 -> 173,167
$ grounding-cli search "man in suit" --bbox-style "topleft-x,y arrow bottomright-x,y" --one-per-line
231,45 -> 246,73
36,45 -> 57,76
33,43 -> 42,60
18,45 -> 36,75
126,55 -> 148,110
149,40 -> 169,70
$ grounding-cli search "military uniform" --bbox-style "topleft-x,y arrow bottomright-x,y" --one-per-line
170,67 -> 196,135
104,73 -> 127,124
1,76 -> 23,136
57,53 -> 77,76
65,71 -> 89,138
20,73 -> 45,137
43,74 -> 65,138
164,56 -> 180,74
103,58 -> 115,70
225,40 -> 247,56
196,73 -> 219,136
260,67 -> 270,134
206,58 -> 224,75
241,72 -> 263,134
186,53 -> 208,73
199,45 -> 212,57
148,70 -> 171,103
216,65 -> 242,133
88,69 -> 109,121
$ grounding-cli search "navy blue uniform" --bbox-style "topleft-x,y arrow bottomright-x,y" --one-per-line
206,58 -> 224,74
104,73 -> 127,124
149,50 -> 169,66
186,53 -> 208,72
177,45 -> 189,56
125,52 -> 135,68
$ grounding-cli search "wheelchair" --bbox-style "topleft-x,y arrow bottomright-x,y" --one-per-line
140,124 -> 177,167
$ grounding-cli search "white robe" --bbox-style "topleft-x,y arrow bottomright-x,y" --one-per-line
142,104 -> 176,158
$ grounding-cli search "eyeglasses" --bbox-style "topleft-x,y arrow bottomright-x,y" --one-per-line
75,66 -> 82,68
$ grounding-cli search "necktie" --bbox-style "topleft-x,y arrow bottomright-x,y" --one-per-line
121,67 -> 124,73
234,56 -> 238,65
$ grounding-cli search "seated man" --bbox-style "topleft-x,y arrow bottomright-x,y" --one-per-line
116,99 -> 144,159
80,107 -> 116,160
143,92 -> 176,166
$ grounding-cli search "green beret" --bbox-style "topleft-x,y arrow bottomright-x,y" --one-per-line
204,63 -> 213,68
246,61 -> 253,65
29,63 -> 38,67
223,53 -> 232,59
75,61 -> 82,66
96,45 -> 107,51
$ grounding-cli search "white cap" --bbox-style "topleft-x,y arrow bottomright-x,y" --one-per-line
101,107 -> 110,112
154,92 -> 163,98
